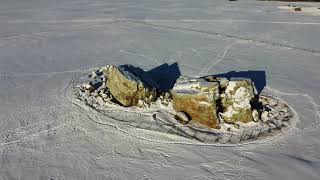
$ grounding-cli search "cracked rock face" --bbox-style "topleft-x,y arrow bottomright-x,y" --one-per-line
172,78 -> 221,129
106,65 -> 158,107
221,80 -> 255,123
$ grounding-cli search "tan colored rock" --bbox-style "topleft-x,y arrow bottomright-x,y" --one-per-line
106,65 -> 158,107
137,100 -> 145,108
252,109 -> 260,122
172,78 -> 220,129
175,112 -> 190,124
221,80 -> 255,123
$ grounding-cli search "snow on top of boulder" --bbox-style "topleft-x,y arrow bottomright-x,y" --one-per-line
232,87 -> 252,108
225,81 -> 237,95
173,78 -> 219,94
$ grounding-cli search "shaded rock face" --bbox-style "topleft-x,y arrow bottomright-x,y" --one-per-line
172,78 -> 221,129
106,65 -> 158,106
221,80 -> 255,123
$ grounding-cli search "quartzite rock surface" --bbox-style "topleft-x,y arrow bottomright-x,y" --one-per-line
106,65 -> 158,107
172,78 -> 221,129
89,65 -> 259,128
221,80 -> 255,123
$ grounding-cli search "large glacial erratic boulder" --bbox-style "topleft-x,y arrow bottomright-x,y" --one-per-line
76,66 -> 294,143
84,64 -> 260,129
106,65 -> 159,107
172,78 -> 221,129
220,80 -> 255,123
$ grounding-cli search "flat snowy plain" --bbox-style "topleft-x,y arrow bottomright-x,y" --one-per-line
0,0 -> 320,179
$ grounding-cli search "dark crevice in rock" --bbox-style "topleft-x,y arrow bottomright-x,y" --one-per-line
251,95 -> 264,118
215,83 -> 226,122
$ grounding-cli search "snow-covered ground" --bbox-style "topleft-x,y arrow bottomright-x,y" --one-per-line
0,0 -> 320,179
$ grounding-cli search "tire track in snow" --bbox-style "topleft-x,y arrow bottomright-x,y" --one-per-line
190,48 -> 208,76
0,126 -> 59,148
119,49 -> 162,65
0,62 -> 121,77
143,19 -> 320,25
0,20 -> 123,41
198,40 -> 240,77
0,69 -> 88,77
87,110 -> 298,148
0,76 -> 82,148
4,19 -> 127,24
4,19 -> 320,25
129,20 -> 320,55
1,18 -> 319,53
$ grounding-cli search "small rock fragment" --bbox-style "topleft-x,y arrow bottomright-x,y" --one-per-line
261,111 -> 270,123
82,83 -> 95,92
252,109 -> 260,122
137,100 -> 145,108
175,112 -> 190,124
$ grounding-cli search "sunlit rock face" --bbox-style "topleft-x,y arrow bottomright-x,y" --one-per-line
220,80 -> 255,123
104,65 -> 258,128
171,77 -> 257,128
106,65 -> 158,107
172,78 -> 221,129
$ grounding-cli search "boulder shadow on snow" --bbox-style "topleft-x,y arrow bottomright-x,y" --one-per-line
146,62 -> 181,92
210,70 -> 266,95
114,62 -> 181,92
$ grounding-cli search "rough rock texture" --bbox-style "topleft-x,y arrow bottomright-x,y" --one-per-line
220,80 -> 255,123
106,65 -> 158,106
89,65 -> 258,127
172,78 -> 221,129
